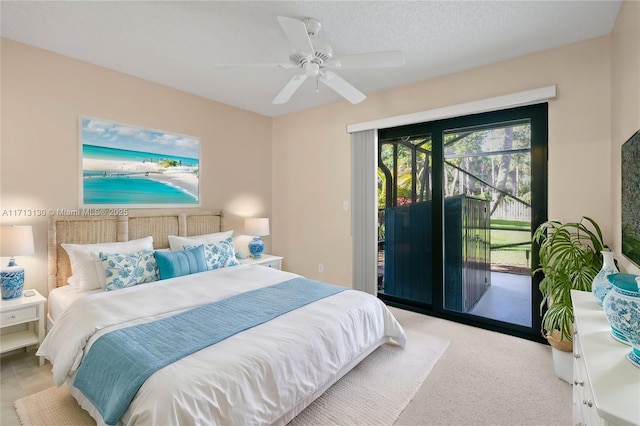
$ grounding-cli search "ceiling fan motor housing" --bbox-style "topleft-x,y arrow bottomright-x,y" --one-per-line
288,17 -> 333,67
289,39 -> 333,65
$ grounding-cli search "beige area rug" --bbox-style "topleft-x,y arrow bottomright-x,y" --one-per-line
15,330 -> 449,426
290,329 -> 449,425
14,385 -> 94,426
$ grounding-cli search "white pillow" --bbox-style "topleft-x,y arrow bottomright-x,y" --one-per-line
62,236 -> 154,290
167,231 -> 233,251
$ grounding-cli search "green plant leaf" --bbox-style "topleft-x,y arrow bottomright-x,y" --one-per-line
533,216 -> 609,342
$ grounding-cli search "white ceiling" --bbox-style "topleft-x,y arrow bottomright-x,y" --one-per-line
1,1 -> 622,117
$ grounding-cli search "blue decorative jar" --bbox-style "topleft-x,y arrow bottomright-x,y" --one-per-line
248,237 -> 265,259
592,251 -> 619,307
602,273 -> 640,368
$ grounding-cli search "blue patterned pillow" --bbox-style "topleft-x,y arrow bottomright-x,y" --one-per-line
154,245 -> 208,280
186,236 -> 239,271
99,250 -> 159,291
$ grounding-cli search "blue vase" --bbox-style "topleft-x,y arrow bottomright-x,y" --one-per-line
603,273 -> 640,368
592,251 -> 618,307
248,237 -> 265,259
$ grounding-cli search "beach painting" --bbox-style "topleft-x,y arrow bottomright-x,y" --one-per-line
80,117 -> 200,207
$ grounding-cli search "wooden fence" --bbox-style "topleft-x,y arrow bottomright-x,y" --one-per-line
492,200 -> 531,221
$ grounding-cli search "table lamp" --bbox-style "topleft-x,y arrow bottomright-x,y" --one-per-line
245,218 -> 269,259
0,225 -> 35,299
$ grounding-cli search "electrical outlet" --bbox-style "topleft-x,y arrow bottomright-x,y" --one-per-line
318,263 -> 324,273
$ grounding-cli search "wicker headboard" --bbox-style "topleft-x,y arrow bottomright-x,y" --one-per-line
48,210 -> 224,294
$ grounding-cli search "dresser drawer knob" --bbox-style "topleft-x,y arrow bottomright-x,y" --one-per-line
583,400 -> 593,408
574,353 -> 581,359
573,380 -> 584,386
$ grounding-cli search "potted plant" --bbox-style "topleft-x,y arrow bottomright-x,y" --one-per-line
532,216 -> 608,351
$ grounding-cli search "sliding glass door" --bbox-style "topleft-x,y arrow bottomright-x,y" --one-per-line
377,104 -> 547,340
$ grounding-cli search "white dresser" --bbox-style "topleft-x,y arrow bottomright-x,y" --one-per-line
571,290 -> 640,426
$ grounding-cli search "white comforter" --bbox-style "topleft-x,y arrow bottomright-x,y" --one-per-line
38,265 -> 406,425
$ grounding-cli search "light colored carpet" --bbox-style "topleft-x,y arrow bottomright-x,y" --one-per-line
390,307 -> 573,426
14,329 -> 449,426
291,329 -> 449,425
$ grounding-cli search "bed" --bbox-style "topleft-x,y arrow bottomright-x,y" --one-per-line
38,210 -> 406,426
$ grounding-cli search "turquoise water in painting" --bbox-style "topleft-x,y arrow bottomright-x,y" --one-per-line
83,145 -> 199,167
84,176 -> 198,205
82,144 -> 199,205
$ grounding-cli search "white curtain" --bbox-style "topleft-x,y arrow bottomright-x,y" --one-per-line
350,130 -> 377,295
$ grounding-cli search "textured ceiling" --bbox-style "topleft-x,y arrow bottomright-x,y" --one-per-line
0,1 -> 622,117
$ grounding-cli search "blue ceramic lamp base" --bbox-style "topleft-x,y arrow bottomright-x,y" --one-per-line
1,263 -> 25,300
248,237 -> 265,259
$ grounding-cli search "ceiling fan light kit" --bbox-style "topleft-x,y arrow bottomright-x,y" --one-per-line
252,16 -> 405,105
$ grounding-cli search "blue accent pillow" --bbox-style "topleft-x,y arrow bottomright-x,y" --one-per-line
185,236 -> 239,271
154,245 -> 207,280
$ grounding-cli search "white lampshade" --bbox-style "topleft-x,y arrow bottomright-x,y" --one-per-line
0,225 -> 35,257
244,218 -> 270,237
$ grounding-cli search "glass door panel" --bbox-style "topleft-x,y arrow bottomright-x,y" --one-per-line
442,122 -> 533,327
378,134 -> 433,305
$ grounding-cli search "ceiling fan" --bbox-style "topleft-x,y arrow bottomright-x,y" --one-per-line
243,16 -> 405,105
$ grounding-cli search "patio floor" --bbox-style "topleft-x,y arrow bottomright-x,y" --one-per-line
469,271 -> 532,327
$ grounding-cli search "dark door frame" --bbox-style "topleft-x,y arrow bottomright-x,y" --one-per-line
377,103 -> 548,342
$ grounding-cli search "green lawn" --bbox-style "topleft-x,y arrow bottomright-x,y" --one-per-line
490,219 -> 531,269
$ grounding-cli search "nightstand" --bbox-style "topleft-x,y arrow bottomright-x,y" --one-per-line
238,254 -> 283,270
0,289 -> 46,366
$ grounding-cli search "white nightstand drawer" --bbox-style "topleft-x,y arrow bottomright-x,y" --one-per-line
260,260 -> 280,269
1,306 -> 37,326
238,254 -> 283,271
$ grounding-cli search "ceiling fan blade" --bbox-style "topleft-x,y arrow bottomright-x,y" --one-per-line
319,71 -> 366,104
277,16 -> 315,60
273,74 -> 308,104
215,62 -> 296,69
328,50 -> 405,69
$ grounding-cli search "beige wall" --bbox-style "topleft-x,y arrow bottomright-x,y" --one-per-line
273,36 -> 616,286
610,0 -> 640,275
1,39 -> 273,296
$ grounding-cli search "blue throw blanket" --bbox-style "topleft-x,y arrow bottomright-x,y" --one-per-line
73,277 -> 347,425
